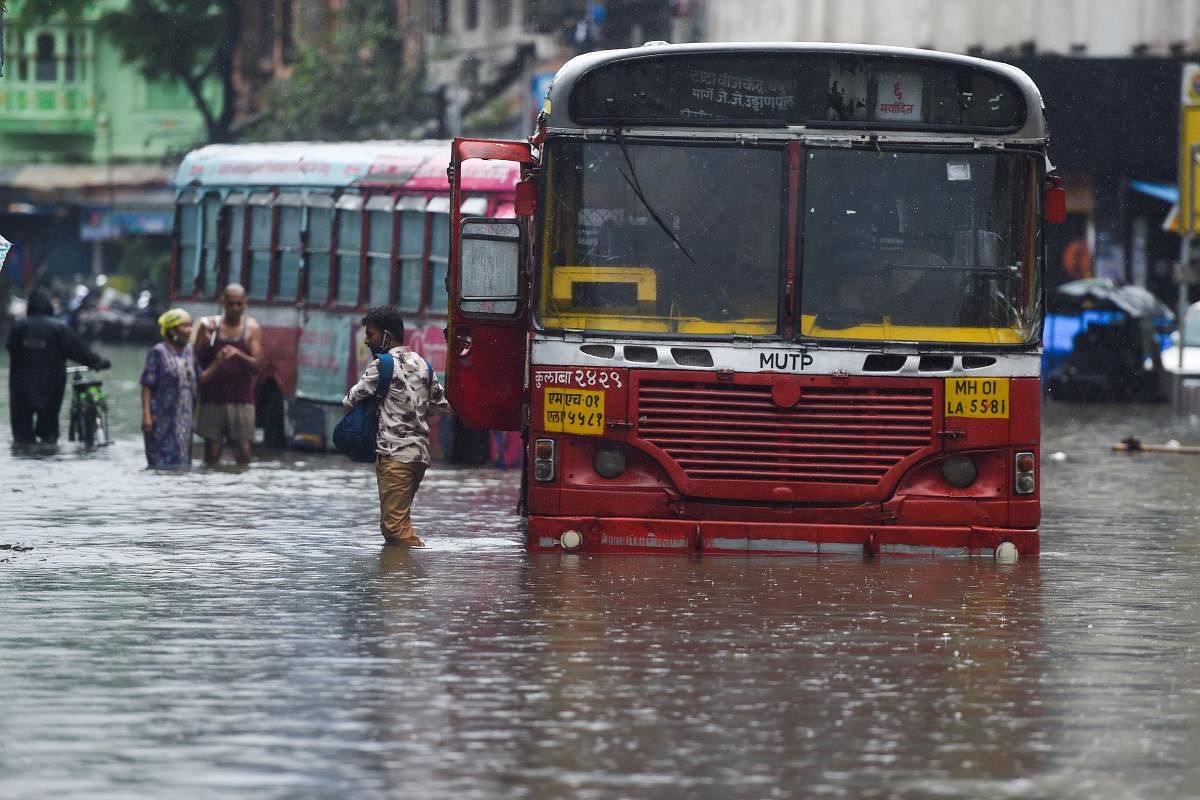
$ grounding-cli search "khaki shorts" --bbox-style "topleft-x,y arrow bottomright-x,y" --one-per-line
195,402 -> 256,444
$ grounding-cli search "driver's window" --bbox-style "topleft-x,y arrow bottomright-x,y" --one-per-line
459,219 -> 520,316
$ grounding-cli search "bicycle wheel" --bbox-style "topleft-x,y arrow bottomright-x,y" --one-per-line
81,404 -> 97,447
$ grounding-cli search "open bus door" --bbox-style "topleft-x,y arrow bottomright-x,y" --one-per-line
447,138 -> 536,430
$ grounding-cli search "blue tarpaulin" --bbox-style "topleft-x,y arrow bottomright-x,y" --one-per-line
1130,180 -> 1179,204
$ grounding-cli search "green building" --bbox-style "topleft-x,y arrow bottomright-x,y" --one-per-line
0,0 -> 209,291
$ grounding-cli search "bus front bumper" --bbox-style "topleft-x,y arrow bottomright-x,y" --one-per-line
527,516 -> 1039,558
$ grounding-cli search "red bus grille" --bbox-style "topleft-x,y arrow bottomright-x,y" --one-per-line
636,380 -> 935,487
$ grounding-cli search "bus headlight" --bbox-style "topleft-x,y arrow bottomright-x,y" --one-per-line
593,446 -> 626,478
1014,451 -> 1036,495
941,454 -> 977,488
534,438 -> 556,482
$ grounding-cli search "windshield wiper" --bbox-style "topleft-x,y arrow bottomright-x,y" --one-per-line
615,135 -> 697,265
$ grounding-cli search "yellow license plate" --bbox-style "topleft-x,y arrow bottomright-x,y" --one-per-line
945,377 -> 1010,419
544,388 -> 605,435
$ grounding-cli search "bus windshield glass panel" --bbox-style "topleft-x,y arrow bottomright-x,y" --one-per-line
799,148 -> 1041,345
538,140 -> 784,336
569,52 -> 1025,131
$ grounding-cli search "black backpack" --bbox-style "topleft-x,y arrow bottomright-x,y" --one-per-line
333,353 -> 395,463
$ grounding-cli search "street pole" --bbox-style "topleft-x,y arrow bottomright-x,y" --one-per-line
1176,145 -> 1200,412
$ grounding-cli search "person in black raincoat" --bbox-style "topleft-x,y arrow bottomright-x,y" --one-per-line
6,288 -> 110,445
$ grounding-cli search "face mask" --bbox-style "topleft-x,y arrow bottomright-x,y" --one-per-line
369,333 -> 391,355
169,329 -> 188,346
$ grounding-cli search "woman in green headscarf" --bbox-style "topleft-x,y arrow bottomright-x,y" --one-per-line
139,308 -> 201,467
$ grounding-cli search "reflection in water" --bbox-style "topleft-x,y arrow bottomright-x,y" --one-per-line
2,347 -> 1200,798
506,558 -> 1044,799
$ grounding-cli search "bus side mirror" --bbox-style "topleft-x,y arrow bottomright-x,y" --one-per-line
514,178 -> 537,216
1045,185 -> 1067,224
459,219 -> 521,316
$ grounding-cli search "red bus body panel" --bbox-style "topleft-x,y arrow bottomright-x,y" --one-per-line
526,369 -> 1040,557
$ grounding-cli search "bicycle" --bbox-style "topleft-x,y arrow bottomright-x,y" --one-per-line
66,365 -> 110,447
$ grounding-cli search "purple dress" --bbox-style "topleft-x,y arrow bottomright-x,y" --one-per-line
140,342 -> 200,467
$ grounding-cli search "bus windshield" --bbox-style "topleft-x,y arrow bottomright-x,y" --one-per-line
537,140 -> 1041,345
800,148 -> 1041,345
538,139 -> 785,336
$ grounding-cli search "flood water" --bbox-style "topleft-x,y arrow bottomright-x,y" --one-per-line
2,344 -> 1199,799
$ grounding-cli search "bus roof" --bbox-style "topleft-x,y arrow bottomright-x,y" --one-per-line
175,140 -> 520,193
544,42 -> 1046,142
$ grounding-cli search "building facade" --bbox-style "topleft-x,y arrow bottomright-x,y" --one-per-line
702,0 -> 1196,301
704,0 -> 1200,57
0,0 -> 213,289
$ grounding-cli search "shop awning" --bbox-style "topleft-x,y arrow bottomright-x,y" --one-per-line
0,164 -> 177,210
0,163 -> 174,191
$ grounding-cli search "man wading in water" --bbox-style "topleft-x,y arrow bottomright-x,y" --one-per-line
194,284 -> 262,465
343,306 -> 451,547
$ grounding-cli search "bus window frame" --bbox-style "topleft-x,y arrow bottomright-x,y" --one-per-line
246,191 -> 276,302
332,192 -> 366,310
222,191 -> 247,299
303,191 -> 336,308
396,195 -> 428,315
459,217 -> 523,318
365,193 -> 398,309
275,192 -> 304,304
793,143 -> 1044,347
200,192 -> 223,300
174,189 -> 202,298
532,135 -> 791,340
427,195 -> 453,317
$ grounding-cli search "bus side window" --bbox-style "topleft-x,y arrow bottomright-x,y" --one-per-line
247,192 -> 274,301
334,193 -> 364,307
305,193 -> 335,305
200,193 -> 222,298
427,195 -> 451,313
222,192 -> 246,294
366,195 -> 396,308
176,191 -> 200,295
397,196 -> 425,312
277,194 -> 303,302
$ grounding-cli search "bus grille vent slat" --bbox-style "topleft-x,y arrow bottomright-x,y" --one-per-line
636,381 -> 935,487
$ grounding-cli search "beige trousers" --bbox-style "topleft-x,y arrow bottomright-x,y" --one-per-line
376,457 -> 427,544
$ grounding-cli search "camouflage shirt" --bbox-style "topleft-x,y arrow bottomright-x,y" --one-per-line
343,346 -> 452,464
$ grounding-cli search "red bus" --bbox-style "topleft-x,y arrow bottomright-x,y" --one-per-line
446,43 -> 1060,557
170,140 -> 520,462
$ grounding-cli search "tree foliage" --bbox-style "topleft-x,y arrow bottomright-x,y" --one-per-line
251,3 -> 431,142
20,0 -> 240,143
